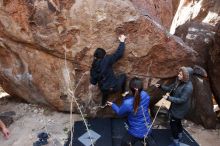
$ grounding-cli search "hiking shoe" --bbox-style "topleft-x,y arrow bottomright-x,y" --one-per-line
33,140 -> 48,146
38,132 -> 49,140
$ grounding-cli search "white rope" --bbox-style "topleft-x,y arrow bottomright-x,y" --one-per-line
142,97 -> 166,146
146,100 -> 164,137
68,90 -> 94,146
63,44 -> 94,146
141,106 -> 149,146
67,73 -> 94,146
63,46 -> 74,146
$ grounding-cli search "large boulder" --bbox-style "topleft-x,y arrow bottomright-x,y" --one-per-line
131,0 -> 177,30
172,0 -> 220,107
169,0 -> 220,127
170,0 -> 220,34
0,0 -> 197,113
175,22 -> 215,68
170,0 -> 220,67
187,72 -> 216,129
208,23 -> 220,106
174,21 -> 220,113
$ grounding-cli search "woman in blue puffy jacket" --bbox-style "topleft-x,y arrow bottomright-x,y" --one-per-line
107,77 -> 153,146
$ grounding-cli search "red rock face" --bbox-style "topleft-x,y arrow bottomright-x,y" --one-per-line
131,0 -> 175,30
0,0 -> 196,112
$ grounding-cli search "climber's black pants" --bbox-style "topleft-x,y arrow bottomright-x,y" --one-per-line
101,74 -> 126,105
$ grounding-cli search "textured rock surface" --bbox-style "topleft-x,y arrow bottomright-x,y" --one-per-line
187,75 -> 216,129
131,0 -> 176,30
176,22 -> 219,128
0,0 -> 197,112
170,0 -> 220,127
175,22 -> 215,68
172,0 -> 220,108
170,0 -> 220,34
208,23 -> 220,106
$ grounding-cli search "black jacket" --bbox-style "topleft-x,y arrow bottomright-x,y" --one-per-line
90,42 -> 125,91
161,79 -> 193,119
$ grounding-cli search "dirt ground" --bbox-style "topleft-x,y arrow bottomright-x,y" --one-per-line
0,92 -> 220,146
0,93 -> 82,146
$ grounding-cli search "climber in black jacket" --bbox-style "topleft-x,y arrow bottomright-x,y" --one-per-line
90,34 -> 127,106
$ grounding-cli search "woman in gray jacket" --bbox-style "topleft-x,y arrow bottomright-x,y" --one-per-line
155,67 -> 193,146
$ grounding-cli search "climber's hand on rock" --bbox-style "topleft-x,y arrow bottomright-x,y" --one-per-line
119,34 -> 126,42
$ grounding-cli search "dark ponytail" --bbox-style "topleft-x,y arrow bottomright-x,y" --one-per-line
129,77 -> 143,114
133,89 -> 141,114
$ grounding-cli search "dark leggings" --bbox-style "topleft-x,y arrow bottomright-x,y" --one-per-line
102,91 -> 110,105
170,116 -> 183,139
101,74 -> 126,105
117,74 -> 126,93
121,132 -> 156,146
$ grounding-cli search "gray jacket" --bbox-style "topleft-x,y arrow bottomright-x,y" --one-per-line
161,79 -> 193,119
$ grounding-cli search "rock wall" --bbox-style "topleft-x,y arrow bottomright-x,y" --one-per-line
170,0 -> 220,34
175,22 -> 215,68
175,22 -> 220,116
131,0 -> 177,30
0,0 -> 197,112
172,0 -> 220,111
187,75 -> 216,129
208,23 -> 220,106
